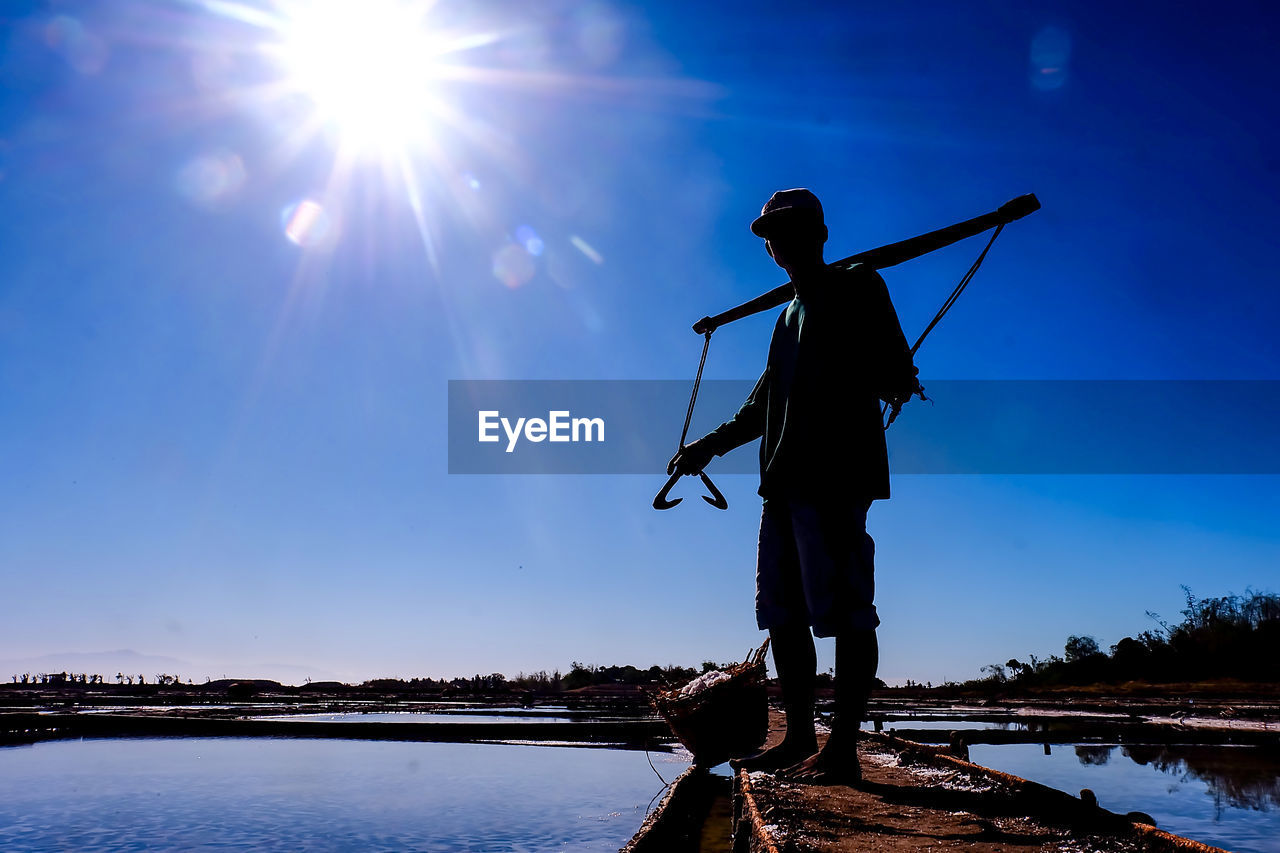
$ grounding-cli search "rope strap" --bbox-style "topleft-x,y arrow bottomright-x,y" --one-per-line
884,222 -> 1005,429
678,331 -> 713,449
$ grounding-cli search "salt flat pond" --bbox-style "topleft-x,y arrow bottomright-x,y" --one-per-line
861,718 -> 1014,731
255,710 -> 641,724
969,741 -> 1280,853
853,710 -> 1280,853
0,737 -> 684,851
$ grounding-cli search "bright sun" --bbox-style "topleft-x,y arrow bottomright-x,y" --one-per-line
275,0 -> 444,151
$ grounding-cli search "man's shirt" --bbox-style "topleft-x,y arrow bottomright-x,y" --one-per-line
702,263 -> 916,501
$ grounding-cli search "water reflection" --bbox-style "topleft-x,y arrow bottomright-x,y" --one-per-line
860,718 -> 1016,731
969,741 -> 1280,853
1114,744 -> 1280,815
1074,744 -> 1114,766
258,711 -> 590,724
0,737 -> 680,852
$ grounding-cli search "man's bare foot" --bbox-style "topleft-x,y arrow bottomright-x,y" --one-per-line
729,739 -> 819,772
781,740 -> 863,786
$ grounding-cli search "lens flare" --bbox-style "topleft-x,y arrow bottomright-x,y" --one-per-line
569,234 -> 604,265
571,2 -> 625,68
176,151 -> 246,207
515,225 -> 544,257
44,15 -> 109,75
492,243 -> 536,289
1030,26 -> 1071,91
281,199 -> 332,247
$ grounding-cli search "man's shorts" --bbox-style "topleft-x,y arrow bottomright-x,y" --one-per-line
755,495 -> 879,637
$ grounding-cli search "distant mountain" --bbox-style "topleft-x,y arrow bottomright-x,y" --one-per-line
0,650 -> 345,685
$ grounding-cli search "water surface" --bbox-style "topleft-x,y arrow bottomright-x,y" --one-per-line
0,737 -> 682,851
969,741 -> 1280,853
860,718 -> 1017,732
256,711 -> 590,724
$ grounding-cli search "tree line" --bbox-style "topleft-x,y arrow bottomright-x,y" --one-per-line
4,663 -> 729,694
358,661 -> 729,693
9,673 -> 190,686
969,587 -> 1279,689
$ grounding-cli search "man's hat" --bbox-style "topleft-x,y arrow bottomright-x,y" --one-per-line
750,188 -> 824,237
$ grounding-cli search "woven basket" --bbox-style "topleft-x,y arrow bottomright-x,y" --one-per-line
650,638 -> 770,767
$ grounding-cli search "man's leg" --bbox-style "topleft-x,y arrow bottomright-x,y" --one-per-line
786,627 -> 877,782
734,498 -> 819,770
835,627 -> 878,738
776,623 -> 819,747
732,623 -> 818,769
784,498 -> 878,784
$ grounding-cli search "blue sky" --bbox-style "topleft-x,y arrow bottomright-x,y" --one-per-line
1,0 -> 1277,684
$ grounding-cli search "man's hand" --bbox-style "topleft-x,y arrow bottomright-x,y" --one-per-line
885,392 -> 912,412
667,438 -> 717,476
884,375 -> 927,431
883,365 -> 924,410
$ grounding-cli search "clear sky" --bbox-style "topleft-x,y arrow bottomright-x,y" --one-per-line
1,0 -> 1277,685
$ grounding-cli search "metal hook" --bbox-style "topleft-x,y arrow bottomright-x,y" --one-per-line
652,471 -> 683,510
699,471 -> 727,509
652,469 -> 728,511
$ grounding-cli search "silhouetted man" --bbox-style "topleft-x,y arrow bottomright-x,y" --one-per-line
669,188 -> 917,784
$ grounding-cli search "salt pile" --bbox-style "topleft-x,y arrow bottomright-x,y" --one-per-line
677,669 -> 733,698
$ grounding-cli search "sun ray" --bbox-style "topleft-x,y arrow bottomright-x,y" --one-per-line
431,64 -> 725,104
397,151 -> 440,274
169,0 -> 719,283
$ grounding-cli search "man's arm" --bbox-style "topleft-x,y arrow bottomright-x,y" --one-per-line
669,367 -> 767,474
862,268 -> 919,405
704,366 -> 768,455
